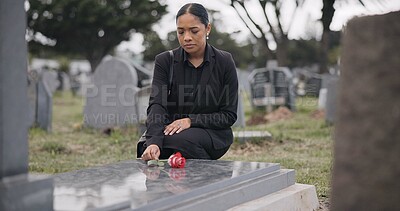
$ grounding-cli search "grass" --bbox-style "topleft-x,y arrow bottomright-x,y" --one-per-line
222,96 -> 333,199
29,91 -> 333,201
29,92 -> 138,173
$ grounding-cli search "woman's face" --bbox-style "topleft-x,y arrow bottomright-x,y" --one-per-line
176,13 -> 210,55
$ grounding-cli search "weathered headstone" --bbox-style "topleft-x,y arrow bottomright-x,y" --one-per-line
42,70 -> 60,94
305,76 -> 321,97
0,0 -> 53,210
325,75 -> 339,123
84,57 -> 140,128
332,11 -> 400,211
135,86 -> 152,134
233,86 -> 246,128
57,72 -> 71,91
37,79 -> 53,132
27,70 -> 39,127
249,67 -> 295,110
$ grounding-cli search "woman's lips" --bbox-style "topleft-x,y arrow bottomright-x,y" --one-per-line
184,44 -> 195,49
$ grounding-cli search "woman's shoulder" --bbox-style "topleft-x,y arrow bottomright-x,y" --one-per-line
209,45 -> 233,59
155,47 -> 181,62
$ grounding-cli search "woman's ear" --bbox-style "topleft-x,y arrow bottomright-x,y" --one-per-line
206,23 -> 211,36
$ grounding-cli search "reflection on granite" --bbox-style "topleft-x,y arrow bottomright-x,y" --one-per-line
53,159 -> 280,211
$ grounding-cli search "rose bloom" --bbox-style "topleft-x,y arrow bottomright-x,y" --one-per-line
168,152 -> 186,168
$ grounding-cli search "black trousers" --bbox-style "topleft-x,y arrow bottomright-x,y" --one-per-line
140,128 -> 229,160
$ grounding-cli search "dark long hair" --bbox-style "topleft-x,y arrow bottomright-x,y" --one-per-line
176,3 -> 209,26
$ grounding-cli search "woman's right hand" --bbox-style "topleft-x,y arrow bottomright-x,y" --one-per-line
141,144 -> 160,161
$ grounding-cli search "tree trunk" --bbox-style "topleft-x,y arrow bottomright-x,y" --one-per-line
320,31 -> 330,74
88,57 -> 102,73
319,0 -> 336,74
87,49 -> 106,73
276,40 -> 288,67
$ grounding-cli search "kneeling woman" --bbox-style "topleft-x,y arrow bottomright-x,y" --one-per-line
140,3 -> 238,161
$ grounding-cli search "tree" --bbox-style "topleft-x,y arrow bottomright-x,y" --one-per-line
142,31 -> 167,62
229,0 -> 305,66
287,39 -> 319,68
319,0 -> 390,73
27,0 -> 167,72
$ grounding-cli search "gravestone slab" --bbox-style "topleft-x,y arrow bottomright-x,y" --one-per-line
27,70 -> 39,127
332,11 -> 400,211
37,80 -> 53,132
84,57 -> 139,128
42,70 -> 60,94
53,160 -> 295,211
0,174 -> 53,211
58,72 -> 71,91
135,86 -> 152,124
325,75 -> 339,123
233,131 -> 272,142
1,0 -> 53,210
249,67 -> 295,110
233,87 -> 246,128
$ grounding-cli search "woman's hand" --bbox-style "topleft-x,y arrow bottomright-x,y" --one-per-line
141,144 -> 160,161
164,118 -> 191,135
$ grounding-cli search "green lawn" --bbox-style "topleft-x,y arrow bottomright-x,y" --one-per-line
29,91 -> 333,201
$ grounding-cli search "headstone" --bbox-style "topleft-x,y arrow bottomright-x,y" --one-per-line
27,70 -> 39,127
317,88 -> 327,109
237,69 -> 251,93
233,86 -> 246,128
331,11 -> 400,211
233,131 -> 272,142
37,79 -> 53,132
305,76 -> 321,97
0,0 -> 53,210
41,70 -> 60,94
135,86 -> 152,124
57,72 -> 71,91
84,57 -> 140,128
53,159 -> 296,210
325,75 -> 339,123
248,67 -> 295,110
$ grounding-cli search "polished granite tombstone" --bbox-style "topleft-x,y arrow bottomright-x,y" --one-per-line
53,159 -> 295,211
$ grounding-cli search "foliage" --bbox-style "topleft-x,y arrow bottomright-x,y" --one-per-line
57,56 -> 70,73
287,39 -> 319,68
229,0 -> 306,66
142,31 -> 167,62
27,0 -> 167,72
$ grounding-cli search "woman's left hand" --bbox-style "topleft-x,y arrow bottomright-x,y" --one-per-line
164,118 -> 191,135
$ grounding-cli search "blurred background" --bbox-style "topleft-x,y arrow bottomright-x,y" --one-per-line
25,0 -> 400,103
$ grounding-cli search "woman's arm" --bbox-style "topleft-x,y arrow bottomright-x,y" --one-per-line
144,52 -> 170,150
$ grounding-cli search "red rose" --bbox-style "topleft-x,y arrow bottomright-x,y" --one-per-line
168,152 -> 186,168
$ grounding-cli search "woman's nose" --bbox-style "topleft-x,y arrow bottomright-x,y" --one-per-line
184,33 -> 192,42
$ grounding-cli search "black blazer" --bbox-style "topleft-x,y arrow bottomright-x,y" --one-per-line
145,44 -> 238,150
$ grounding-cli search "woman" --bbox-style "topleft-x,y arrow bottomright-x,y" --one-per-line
140,3 -> 238,161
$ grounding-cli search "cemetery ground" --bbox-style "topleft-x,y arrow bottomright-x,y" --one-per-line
29,91 -> 332,209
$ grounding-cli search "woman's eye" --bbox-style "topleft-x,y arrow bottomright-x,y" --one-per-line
178,31 -> 184,35
192,30 -> 199,34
